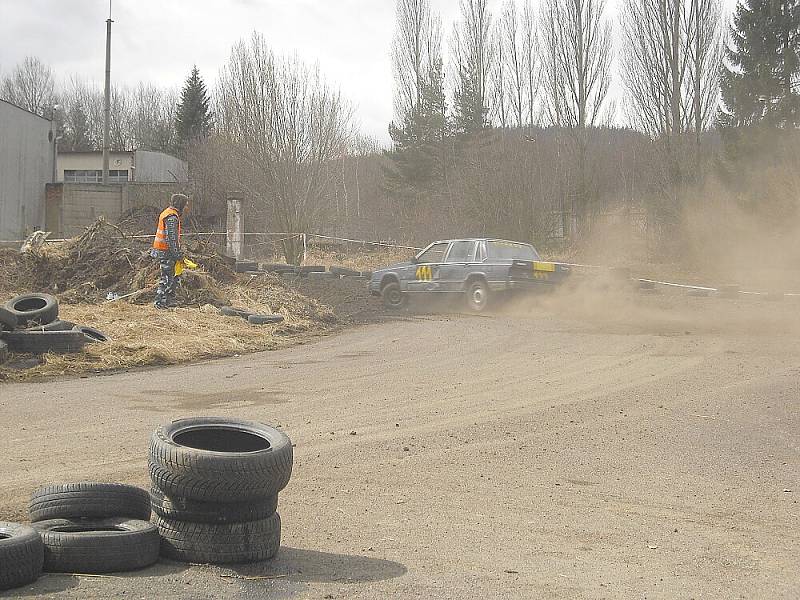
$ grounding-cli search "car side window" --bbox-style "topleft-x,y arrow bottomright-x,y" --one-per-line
444,241 -> 476,263
417,242 -> 449,264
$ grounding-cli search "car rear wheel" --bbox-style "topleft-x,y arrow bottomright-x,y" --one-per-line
466,279 -> 490,312
382,282 -> 407,310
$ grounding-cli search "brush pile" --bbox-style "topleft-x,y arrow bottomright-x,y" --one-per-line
1,219 -> 236,306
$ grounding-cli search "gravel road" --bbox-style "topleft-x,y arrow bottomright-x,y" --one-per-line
1,290 -> 798,599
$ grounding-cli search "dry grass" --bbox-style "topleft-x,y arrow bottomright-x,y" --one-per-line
0,279 -> 337,382
260,245 -> 412,272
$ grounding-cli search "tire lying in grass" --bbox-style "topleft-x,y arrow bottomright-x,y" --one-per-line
4,293 -> 58,328
150,486 -> 278,524
0,330 -> 86,354
29,483 -> 151,523
33,518 -> 159,573
298,265 -> 326,275
0,307 -> 17,331
261,263 -> 298,274
219,306 -> 253,319
0,522 -> 44,590
247,314 -> 285,325
25,320 -> 75,332
155,512 -> 281,564
234,261 -> 259,273
73,325 -> 109,343
149,417 -> 293,503
329,265 -> 362,277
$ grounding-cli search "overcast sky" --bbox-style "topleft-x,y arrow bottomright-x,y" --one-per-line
0,0 -> 737,143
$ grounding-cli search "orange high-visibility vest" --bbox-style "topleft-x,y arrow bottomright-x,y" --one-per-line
153,207 -> 181,251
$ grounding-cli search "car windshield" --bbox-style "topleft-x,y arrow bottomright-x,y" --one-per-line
486,241 -> 539,261
416,242 -> 449,263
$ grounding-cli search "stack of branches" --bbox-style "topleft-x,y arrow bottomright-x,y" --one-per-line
5,219 -> 237,306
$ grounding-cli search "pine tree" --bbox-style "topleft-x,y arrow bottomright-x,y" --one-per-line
386,58 -> 450,189
720,0 -> 800,127
175,66 -> 213,144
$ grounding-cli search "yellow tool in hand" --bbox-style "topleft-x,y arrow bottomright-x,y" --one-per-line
174,258 -> 199,276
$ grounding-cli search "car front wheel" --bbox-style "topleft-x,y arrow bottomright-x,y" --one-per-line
382,282 -> 407,310
466,279 -> 490,312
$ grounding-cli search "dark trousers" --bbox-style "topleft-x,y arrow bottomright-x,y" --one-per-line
155,256 -> 178,307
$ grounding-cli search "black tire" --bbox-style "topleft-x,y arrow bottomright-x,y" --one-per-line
0,340 -> 7,365
149,417 -> 293,503
247,314 -> 285,325
33,518 -> 159,573
1,330 -> 86,354
155,512 -> 281,564
73,325 -> 109,343
4,293 -> 58,327
0,522 -> 44,590
0,307 -> 16,331
382,281 -> 407,310
261,263 -> 298,274
29,483 -> 151,523
150,486 -> 278,524
298,265 -> 325,275
234,261 -> 259,273
465,279 -> 490,312
219,306 -> 253,319
26,319 -> 75,332
329,266 -> 361,277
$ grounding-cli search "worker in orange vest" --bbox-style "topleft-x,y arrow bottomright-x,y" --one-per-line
152,194 -> 190,309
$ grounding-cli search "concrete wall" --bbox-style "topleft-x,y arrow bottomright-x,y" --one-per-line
134,150 -> 187,183
46,182 -> 187,238
0,99 -> 54,241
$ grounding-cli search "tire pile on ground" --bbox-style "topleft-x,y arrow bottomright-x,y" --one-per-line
149,417 -> 293,564
0,482 -> 159,590
0,292 -> 108,362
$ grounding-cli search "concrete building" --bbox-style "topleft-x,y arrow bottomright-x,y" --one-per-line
56,149 -> 188,184
0,99 -> 55,241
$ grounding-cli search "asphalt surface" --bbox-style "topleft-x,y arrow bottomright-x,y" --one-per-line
1,291 -> 798,599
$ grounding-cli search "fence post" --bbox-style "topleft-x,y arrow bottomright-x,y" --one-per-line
302,233 -> 307,263
226,191 -> 244,259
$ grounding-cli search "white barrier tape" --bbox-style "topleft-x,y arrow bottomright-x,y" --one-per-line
637,278 -> 717,292
307,234 -> 421,251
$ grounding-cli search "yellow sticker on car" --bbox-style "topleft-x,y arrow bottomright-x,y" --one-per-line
533,261 -> 556,272
416,266 -> 433,281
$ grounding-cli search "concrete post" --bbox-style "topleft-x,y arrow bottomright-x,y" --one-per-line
226,192 -> 244,259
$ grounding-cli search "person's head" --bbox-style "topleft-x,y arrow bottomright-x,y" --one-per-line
170,193 -> 190,216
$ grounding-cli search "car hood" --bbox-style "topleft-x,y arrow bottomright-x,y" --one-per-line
374,261 -> 414,274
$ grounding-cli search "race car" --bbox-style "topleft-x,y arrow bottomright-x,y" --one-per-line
369,238 -> 569,311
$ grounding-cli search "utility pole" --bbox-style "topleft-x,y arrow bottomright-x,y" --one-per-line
102,0 -> 113,184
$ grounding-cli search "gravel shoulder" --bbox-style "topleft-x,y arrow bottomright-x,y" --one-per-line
0,291 -> 798,599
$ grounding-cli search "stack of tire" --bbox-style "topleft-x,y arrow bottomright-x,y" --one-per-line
149,417 -> 293,564
0,482 -> 160,588
0,293 -> 108,361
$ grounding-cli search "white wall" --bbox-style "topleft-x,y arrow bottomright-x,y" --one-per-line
0,100 -> 54,241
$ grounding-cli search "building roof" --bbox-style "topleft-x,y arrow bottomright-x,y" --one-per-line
0,98 -> 53,122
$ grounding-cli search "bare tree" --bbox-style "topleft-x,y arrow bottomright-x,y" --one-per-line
391,0 -> 442,123
520,0 -> 538,128
1,56 -> 56,117
500,0 -> 527,128
216,33 -> 353,263
620,0 -> 722,139
540,0 -> 612,129
539,0 -> 612,233
450,0 -> 494,132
